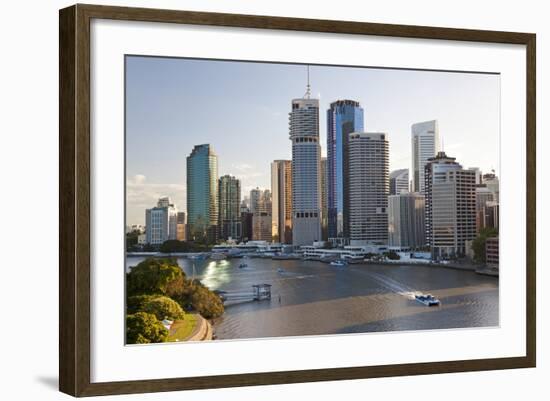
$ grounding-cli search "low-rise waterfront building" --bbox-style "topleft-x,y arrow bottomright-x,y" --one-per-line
145,197 -> 178,245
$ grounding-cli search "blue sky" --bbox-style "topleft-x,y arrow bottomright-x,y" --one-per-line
126,56 -> 500,226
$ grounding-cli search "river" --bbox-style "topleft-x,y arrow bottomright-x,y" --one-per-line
126,256 -> 498,340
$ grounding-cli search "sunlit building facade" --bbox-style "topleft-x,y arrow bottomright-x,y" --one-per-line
425,152 -> 476,258
348,132 -> 389,246
271,160 -> 292,244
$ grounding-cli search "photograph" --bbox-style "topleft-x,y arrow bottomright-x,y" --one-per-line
124,56 -> 501,344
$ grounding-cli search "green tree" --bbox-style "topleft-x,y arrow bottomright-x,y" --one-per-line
126,312 -> 168,344
142,296 -> 186,321
472,227 -> 498,263
127,258 -> 184,296
127,294 -> 155,314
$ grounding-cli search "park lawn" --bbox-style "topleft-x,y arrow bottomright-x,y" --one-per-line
167,314 -> 198,342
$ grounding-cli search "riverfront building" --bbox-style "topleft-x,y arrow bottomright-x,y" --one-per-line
186,144 -> 219,243
424,152 -> 476,259
218,175 -> 242,240
348,132 -> 389,246
326,100 -> 364,242
145,197 -> 178,245
388,192 -> 426,248
271,160 -> 293,244
412,120 -> 439,194
250,188 -> 272,241
485,236 -> 499,269
475,186 -> 495,233
389,168 -> 409,195
320,157 -> 328,241
289,83 -> 322,246
176,212 -> 186,241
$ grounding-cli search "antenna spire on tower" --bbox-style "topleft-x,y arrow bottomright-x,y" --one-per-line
304,65 -> 311,99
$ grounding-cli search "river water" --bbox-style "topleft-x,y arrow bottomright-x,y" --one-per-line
126,256 -> 498,340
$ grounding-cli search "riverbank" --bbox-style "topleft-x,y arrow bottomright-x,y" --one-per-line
167,313 -> 212,342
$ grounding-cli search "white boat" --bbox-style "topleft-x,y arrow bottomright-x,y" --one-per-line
415,293 -> 440,306
330,260 -> 348,267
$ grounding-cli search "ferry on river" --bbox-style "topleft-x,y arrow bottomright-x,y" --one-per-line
415,293 -> 440,306
330,260 -> 348,267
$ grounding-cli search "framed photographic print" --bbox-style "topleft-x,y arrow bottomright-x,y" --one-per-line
59,4 -> 536,397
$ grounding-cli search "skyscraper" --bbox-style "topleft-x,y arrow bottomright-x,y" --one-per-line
186,144 -> 218,243
348,132 -> 389,245
271,160 -> 292,244
145,197 -> 178,245
320,157 -> 328,241
289,73 -> 322,246
326,100 -> 364,242
412,120 -> 439,194
388,193 -> 425,248
389,169 -> 409,195
425,152 -> 476,258
218,175 -> 241,240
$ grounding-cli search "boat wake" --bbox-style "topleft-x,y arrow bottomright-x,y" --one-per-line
362,271 -> 421,300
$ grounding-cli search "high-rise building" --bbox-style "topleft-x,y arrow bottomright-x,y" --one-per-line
289,78 -> 322,246
348,132 -> 389,246
482,172 -> 500,203
176,212 -> 186,241
218,175 -> 242,240
186,144 -> 219,243
251,188 -> 272,241
412,120 -> 439,194
388,193 -> 425,248
389,169 -> 409,195
425,152 -> 476,259
326,100 -> 364,242
475,186 -> 495,232
271,160 -> 292,244
320,157 -> 328,241
145,197 -> 178,245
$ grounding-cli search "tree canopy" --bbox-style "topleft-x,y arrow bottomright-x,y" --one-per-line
127,258 -> 184,296
126,312 -> 168,344
472,227 -> 498,263
141,296 -> 186,321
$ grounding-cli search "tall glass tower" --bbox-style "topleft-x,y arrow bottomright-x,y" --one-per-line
326,100 -> 364,243
289,69 -> 321,246
218,175 -> 241,240
186,144 -> 218,243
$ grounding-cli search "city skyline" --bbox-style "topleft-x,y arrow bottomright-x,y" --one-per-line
126,56 -> 500,226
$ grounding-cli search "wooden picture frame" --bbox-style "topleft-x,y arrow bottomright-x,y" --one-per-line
59,3 -> 536,397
